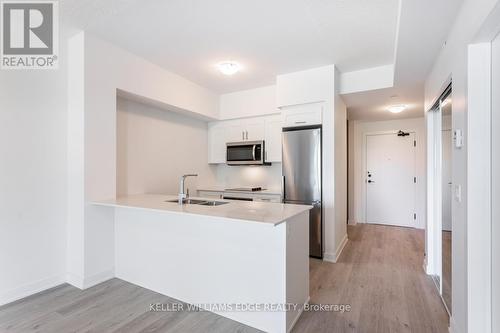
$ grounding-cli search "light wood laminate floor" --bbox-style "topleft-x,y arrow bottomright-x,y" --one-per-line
442,230 -> 452,314
0,224 -> 448,333
293,224 -> 449,332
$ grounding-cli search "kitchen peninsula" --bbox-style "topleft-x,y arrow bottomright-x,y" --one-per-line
93,194 -> 311,333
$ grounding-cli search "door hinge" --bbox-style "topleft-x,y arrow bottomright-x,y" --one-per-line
414,213 -> 417,220
414,140 -> 416,147
414,177 -> 416,183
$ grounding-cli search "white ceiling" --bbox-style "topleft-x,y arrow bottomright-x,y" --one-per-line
343,0 -> 462,121
61,0 -> 463,121
61,0 -> 399,93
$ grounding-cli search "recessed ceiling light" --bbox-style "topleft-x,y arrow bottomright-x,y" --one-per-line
216,61 -> 241,76
387,105 -> 407,113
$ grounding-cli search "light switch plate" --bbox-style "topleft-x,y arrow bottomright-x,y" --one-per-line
453,129 -> 463,148
454,184 -> 462,203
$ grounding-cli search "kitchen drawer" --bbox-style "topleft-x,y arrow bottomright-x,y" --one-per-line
253,195 -> 282,203
197,190 -> 224,199
282,102 -> 323,128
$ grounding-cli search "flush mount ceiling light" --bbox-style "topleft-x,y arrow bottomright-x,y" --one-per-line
216,61 -> 241,76
387,105 -> 407,114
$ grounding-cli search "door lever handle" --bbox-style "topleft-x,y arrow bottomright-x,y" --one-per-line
368,180 -> 375,183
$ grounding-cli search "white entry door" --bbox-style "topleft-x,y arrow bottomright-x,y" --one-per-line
366,132 -> 416,227
442,129 -> 452,231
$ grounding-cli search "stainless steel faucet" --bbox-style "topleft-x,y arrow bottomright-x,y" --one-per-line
179,174 -> 198,204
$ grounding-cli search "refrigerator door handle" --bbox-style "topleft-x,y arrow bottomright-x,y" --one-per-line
281,176 -> 285,202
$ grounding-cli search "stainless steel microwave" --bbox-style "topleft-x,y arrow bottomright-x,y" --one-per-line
226,140 -> 269,165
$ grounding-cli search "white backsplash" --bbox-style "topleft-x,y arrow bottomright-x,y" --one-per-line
213,163 -> 282,191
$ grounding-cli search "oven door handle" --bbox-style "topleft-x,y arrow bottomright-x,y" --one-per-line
252,144 -> 256,160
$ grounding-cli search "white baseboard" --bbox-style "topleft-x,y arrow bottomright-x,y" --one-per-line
323,234 -> 349,263
83,269 -> 114,289
287,296 -> 310,333
449,316 -> 460,333
0,274 -> 65,306
347,219 -> 357,226
66,272 -> 84,289
67,268 -> 114,290
422,256 -> 429,274
0,268 -> 115,307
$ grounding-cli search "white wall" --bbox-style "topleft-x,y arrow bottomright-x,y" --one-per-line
67,31 -> 220,289
334,92 -> 348,254
213,164 -> 282,191
492,28 -> 500,333
0,27 -> 71,305
339,64 -> 394,95
424,0 -> 500,331
348,117 -> 426,229
116,98 -> 217,197
220,85 -> 278,120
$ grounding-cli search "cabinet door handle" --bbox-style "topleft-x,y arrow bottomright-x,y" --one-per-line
295,121 -> 306,124
245,131 -> 248,140
242,131 -> 245,140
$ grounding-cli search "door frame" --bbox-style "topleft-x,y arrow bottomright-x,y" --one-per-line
441,128 -> 452,232
362,130 -> 417,227
426,105 -> 442,280
425,8 -> 499,330
426,92 -> 449,294
466,6 -> 500,330
466,42 -> 493,333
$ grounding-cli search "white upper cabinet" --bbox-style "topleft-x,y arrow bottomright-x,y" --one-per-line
281,102 -> 323,128
226,121 -> 246,142
208,115 -> 282,164
264,115 -> 283,162
208,122 -> 227,164
244,118 -> 266,141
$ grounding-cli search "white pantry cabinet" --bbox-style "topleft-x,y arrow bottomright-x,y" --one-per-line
208,115 -> 282,164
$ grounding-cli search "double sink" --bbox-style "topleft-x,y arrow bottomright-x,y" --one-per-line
166,198 -> 229,206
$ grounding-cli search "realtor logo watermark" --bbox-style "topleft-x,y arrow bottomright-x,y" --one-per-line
1,0 -> 58,69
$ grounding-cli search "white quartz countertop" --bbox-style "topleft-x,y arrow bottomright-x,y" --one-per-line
92,194 -> 311,226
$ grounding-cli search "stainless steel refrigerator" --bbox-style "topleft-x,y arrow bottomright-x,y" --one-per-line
282,127 -> 322,258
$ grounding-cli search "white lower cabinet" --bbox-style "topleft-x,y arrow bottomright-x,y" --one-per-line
253,195 -> 281,203
208,114 -> 282,164
198,190 -> 282,202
